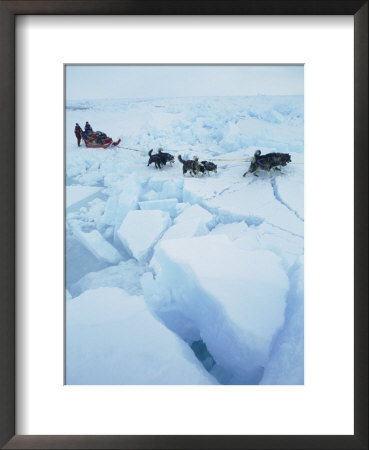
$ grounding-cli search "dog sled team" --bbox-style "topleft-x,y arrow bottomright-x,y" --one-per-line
74,123 -> 291,177
147,148 -> 291,178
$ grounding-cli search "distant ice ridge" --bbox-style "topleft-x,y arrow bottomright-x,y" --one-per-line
66,287 -> 218,384
142,235 -> 289,384
66,95 -> 304,155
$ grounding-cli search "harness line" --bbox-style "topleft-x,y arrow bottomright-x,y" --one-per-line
114,145 -> 303,164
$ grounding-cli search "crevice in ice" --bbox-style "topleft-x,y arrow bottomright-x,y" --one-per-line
207,187 -> 232,199
181,192 -> 262,229
270,178 -> 304,222
200,202 -> 264,228
264,221 -> 303,239
190,339 -> 234,384
191,340 -> 216,371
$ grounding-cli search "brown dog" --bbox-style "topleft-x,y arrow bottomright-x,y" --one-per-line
178,155 -> 200,177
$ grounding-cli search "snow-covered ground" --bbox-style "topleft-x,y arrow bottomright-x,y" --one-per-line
66,95 -> 304,385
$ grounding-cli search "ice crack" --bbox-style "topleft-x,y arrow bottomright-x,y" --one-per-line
270,178 -> 304,222
265,221 -> 303,239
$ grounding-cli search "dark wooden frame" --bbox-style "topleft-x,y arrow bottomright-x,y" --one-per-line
0,1 -> 367,449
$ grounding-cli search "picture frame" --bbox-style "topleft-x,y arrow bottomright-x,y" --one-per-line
0,1 -> 367,449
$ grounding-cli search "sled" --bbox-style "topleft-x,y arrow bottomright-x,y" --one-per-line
84,137 -> 121,149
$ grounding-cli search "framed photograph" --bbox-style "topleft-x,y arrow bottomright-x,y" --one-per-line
1,1 -> 367,449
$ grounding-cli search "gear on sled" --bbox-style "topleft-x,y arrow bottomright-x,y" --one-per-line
78,122 -> 121,149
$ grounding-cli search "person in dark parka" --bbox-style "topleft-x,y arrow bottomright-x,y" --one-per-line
85,121 -> 93,136
74,123 -> 82,146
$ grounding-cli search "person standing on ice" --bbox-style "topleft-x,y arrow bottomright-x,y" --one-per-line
85,121 -> 93,136
74,123 -> 82,147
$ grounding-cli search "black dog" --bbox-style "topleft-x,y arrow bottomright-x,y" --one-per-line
147,149 -> 163,169
158,148 -> 175,166
243,150 -> 291,178
178,155 -> 200,177
147,148 -> 175,169
199,161 -> 217,175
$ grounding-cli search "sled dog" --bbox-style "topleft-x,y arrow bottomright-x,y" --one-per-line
243,150 -> 291,178
178,155 -> 200,177
199,160 -> 217,175
158,148 -> 175,166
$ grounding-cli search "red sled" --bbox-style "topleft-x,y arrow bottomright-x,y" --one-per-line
84,137 -> 121,149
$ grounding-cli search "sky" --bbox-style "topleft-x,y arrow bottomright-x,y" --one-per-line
66,65 -> 304,101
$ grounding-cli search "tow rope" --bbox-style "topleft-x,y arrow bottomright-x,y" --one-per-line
114,145 -> 302,164
115,145 -> 146,153
115,145 -> 251,161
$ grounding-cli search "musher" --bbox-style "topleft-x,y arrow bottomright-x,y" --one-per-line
74,123 -> 82,146
85,121 -> 93,136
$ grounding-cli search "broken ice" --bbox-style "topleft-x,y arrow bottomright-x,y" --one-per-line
66,94 -> 304,385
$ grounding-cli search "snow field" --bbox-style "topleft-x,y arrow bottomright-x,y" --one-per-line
66,95 -> 304,384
